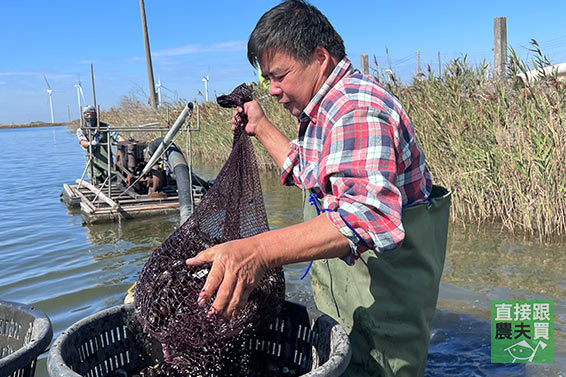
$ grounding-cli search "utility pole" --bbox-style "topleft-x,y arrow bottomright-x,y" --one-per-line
494,17 -> 507,80
139,0 -> 158,109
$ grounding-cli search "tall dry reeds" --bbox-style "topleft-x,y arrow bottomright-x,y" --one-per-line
177,88 -> 296,170
73,44 -> 565,239
381,43 -> 566,240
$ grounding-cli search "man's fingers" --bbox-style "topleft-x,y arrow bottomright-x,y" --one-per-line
210,273 -> 237,317
186,249 -> 212,266
226,282 -> 253,320
186,248 -> 221,308
197,259 -> 225,308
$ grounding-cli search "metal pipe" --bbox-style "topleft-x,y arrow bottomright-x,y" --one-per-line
105,115 -> 112,199
81,126 -> 170,132
141,102 -> 193,177
115,102 -> 194,199
187,109 -> 193,214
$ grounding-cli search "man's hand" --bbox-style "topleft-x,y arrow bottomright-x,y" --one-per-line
90,139 -> 99,146
186,238 -> 269,320
232,101 -> 269,137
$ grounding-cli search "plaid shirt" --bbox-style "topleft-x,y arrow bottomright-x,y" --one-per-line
280,57 -> 431,264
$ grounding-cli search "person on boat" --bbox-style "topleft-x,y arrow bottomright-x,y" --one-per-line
76,105 -> 124,184
186,1 -> 451,376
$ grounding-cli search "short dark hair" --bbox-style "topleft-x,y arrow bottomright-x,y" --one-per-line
247,0 -> 346,68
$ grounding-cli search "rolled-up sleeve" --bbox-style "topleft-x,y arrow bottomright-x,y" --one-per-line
280,141 -> 302,187
319,107 -> 405,265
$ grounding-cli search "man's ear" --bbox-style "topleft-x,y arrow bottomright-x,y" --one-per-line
313,46 -> 334,75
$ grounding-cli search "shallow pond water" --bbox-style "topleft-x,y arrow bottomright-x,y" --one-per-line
0,126 -> 564,376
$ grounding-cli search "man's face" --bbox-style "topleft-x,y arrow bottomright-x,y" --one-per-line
259,50 -> 325,118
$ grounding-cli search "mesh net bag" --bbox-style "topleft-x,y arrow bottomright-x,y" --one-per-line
134,84 -> 286,376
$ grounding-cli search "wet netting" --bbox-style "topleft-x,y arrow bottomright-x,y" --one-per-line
134,84 -> 286,376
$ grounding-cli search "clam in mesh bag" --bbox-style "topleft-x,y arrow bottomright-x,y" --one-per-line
134,84 -> 286,376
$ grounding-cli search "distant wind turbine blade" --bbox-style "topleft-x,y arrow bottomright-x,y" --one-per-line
79,86 -> 86,103
43,74 -> 52,90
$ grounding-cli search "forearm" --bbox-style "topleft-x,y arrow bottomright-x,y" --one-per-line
253,214 -> 351,268
185,209 -> 351,319
254,118 -> 291,171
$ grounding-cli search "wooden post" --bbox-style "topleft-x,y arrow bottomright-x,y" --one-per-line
139,0 -> 158,109
360,54 -> 369,75
416,50 -> 421,76
437,51 -> 441,77
90,64 -> 97,117
494,17 -> 507,80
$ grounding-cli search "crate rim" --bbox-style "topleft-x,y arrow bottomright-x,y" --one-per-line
0,300 -> 53,376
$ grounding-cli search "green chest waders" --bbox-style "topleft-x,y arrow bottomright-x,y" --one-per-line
88,131 -> 111,183
304,186 -> 450,377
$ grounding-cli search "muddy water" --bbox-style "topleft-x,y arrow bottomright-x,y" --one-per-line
0,126 -> 564,376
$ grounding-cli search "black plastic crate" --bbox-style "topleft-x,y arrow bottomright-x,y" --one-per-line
0,300 -> 53,377
48,301 -> 351,376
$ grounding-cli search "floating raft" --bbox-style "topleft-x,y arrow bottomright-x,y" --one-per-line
61,179 -> 202,224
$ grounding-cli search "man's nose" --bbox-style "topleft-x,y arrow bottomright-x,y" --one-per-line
269,82 -> 281,96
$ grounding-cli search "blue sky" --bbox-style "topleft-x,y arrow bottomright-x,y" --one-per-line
1,0 -> 565,124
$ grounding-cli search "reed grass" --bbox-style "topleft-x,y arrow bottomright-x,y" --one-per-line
377,42 -> 566,240
72,42 -> 565,239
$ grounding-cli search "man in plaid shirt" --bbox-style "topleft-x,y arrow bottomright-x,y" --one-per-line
187,1 -> 451,376
279,56 -> 432,265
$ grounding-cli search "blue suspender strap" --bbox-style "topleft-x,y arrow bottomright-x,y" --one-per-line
301,193 -> 373,280
301,193 -> 321,280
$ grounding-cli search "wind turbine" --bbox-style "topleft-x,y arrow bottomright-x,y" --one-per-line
156,76 -> 162,106
156,75 -> 165,106
155,75 -> 177,106
74,76 -> 86,126
44,74 -> 55,123
201,74 -> 209,102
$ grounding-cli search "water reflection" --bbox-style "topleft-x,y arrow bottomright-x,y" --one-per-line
444,224 -> 566,301
427,310 -> 525,377
84,215 -> 176,247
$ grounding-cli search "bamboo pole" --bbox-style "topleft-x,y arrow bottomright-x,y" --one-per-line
78,155 -> 93,189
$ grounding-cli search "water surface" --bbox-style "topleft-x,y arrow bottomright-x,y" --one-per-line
0,126 -> 564,376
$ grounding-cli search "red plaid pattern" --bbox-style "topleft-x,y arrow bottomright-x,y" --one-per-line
281,58 -> 432,264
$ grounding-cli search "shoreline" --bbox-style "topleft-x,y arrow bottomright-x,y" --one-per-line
0,122 -> 67,129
